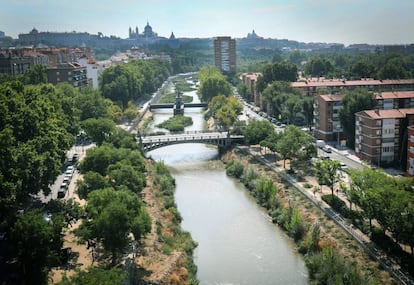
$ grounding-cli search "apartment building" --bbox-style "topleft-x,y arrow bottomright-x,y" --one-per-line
47,62 -> 89,89
240,72 -> 262,105
292,78 -> 414,96
355,109 -> 414,166
313,94 -> 344,141
214,36 -> 236,74
406,126 -> 414,176
314,91 -> 414,142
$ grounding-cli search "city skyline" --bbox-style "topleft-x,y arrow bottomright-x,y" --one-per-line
1,0 -> 413,46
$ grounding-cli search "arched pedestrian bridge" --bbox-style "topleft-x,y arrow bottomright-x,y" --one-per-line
137,131 -> 244,152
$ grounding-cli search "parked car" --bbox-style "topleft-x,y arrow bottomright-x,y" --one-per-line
72,153 -> 79,163
57,183 -> 68,198
322,146 -> 332,153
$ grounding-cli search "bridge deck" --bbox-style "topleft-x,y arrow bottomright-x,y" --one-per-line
139,131 -> 244,151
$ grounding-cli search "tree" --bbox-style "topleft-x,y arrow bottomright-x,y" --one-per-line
76,171 -> 109,199
108,162 -> 146,193
81,118 -> 116,146
243,120 -> 274,145
262,61 -> 298,84
350,61 -> 376,79
314,159 -> 341,196
305,58 -> 333,77
76,188 -> 151,265
261,81 -> 301,120
378,59 -> 411,79
276,125 -> 314,168
0,83 -> 75,214
198,66 -> 232,101
215,105 -> 237,130
338,88 -> 376,148
22,64 -> 47,85
58,267 -> 127,285
302,97 -> 314,131
10,210 -> 60,284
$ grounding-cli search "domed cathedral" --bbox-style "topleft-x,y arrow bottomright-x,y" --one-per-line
143,21 -> 157,38
128,22 -> 158,39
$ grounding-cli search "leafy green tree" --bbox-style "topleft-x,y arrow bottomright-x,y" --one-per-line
10,210 -> 59,284
378,59 -> 411,79
287,50 -> 307,67
76,188 -> 151,265
105,99 -> 123,123
74,88 -> 108,121
261,81 -> 301,121
0,83 -> 74,214
58,267 -> 127,285
208,94 -> 228,117
198,66 -> 232,101
123,100 -> 138,123
276,125 -> 314,168
108,162 -> 146,193
215,105 -> 237,130
314,159 -> 341,196
262,61 -> 298,84
350,61 -> 376,79
305,58 -> 333,77
339,88 -> 376,148
77,171 -> 109,199
22,64 -> 47,85
302,97 -> 314,131
81,118 -> 116,146
243,120 -> 274,145
80,145 -> 146,177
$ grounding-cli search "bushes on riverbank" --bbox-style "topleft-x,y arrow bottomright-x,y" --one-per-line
223,150 -> 381,285
152,161 -> 198,284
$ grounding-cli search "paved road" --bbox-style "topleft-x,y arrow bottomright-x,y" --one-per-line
38,143 -> 94,203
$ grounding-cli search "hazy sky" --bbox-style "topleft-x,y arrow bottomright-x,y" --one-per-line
1,0 -> 413,45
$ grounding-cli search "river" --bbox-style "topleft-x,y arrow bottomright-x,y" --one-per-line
147,80 -> 308,285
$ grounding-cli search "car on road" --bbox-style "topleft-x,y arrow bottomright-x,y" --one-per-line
57,182 -> 68,198
322,146 -> 332,153
340,163 -> 349,172
72,153 -> 79,163
62,176 -> 70,185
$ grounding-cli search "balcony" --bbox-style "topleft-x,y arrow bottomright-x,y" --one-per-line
410,135 -> 414,143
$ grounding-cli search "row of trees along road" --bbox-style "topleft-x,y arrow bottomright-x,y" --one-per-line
243,121 -> 317,168
314,157 -> 414,275
0,58 -> 172,284
99,58 -> 171,108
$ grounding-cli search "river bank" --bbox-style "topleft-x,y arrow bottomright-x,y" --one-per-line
222,147 -> 395,284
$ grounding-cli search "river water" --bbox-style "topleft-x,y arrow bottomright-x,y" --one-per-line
147,82 -> 308,285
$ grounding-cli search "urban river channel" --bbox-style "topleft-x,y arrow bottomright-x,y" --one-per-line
147,82 -> 308,284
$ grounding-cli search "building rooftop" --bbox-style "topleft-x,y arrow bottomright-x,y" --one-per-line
292,79 -> 414,88
358,108 -> 414,120
319,94 -> 344,102
375,91 -> 414,99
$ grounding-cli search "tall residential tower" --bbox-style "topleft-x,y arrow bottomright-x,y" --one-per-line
214,36 -> 236,74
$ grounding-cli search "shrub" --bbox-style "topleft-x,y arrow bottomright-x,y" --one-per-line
225,160 -> 244,178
